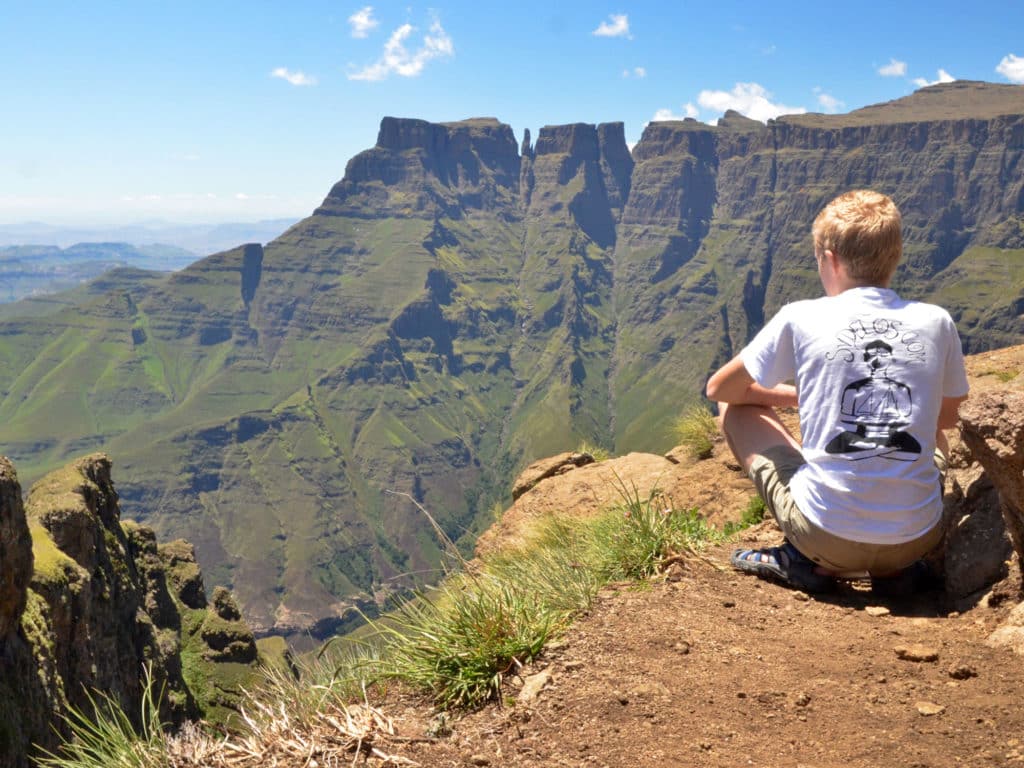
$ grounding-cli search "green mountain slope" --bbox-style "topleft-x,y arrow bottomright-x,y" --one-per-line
0,83 -> 1023,636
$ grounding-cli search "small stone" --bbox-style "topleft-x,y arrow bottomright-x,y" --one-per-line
674,641 -> 691,655
895,644 -> 940,662
916,701 -> 946,716
948,663 -> 978,680
563,660 -> 585,671
518,670 -> 552,704
616,692 -> 629,705
722,599 -> 736,608
865,606 -> 890,617
794,692 -> 811,707
792,591 -> 810,602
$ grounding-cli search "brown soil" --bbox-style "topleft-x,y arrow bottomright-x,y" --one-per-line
375,533 -> 1024,768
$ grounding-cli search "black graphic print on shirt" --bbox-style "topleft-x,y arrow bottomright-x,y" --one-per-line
825,334 -> 922,462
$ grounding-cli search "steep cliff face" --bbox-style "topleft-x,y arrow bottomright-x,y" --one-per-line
0,455 -> 260,767
0,83 -> 1022,639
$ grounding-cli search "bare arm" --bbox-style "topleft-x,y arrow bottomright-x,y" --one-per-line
705,354 -> 798,408
937,395 -> 967,431
935,395 -> 967,458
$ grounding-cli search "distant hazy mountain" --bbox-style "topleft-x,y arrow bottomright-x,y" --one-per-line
0,242 -> 198,302
0,81 -> 1021,639
0,218 -> 299,257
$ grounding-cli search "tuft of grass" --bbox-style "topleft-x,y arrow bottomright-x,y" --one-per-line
724,495 -> 767,535
591,478 -> 725,581
674,404 -> 719,460
575,440 -> 611,462
36,666 -> 166,768
360,574 -> 557,709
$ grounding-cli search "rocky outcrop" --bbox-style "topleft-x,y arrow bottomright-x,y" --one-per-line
476,441 -> 755,558
0,458 -> 30,639
0,454 -> 261,768
959,390 -> 1024,582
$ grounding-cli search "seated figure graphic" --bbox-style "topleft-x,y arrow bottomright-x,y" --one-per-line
825,339 -> 921,460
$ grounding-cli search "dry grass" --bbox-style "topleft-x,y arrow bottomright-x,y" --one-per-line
167,698 -> 422,767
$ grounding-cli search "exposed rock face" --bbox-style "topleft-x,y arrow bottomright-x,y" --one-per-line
1,84 -> 1023,636
959,390 -> 1024,577
0,458 -> 31,639
0,454 -> 261,768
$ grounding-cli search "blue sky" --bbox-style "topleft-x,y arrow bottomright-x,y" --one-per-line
3,1 -> 1024,226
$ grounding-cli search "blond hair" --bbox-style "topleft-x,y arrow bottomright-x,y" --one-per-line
812,190 -> 902,285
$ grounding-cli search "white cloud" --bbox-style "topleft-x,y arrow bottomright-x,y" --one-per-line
235,193 -> 250,200
348,18 -> 454,81
651,103 -> 700,122
696,82 -> 805,123
996,53 -> 1024,83
271,67 -> 317,86
622,66 -> 646,79
813,87 -> 844,113
348,6 -> 379,38
878,58 -> 907,77
593,13 -> 631,39
912,68 -> 955,88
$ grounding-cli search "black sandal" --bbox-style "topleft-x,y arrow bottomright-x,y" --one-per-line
731,540 -> 837,593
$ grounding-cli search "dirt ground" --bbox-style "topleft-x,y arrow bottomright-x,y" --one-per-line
376,529 -> 1024,768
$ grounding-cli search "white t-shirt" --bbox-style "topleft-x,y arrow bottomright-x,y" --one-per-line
740,287 -> 969,544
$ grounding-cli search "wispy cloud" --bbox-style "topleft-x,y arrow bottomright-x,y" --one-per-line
349,6 -> 379,38
348,18 -> 454,81
651,103 -> 700,122
878,58 -> 907,77
813,87 -> 844,113
271,67 -> 316,86
622,66 -> 646,79
593,13 -> 631,39
697,82 -> 805,123
996,53 -> 1024,83
912,69 -> 955,88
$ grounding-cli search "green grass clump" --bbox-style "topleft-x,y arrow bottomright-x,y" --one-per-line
575,440 -> 611,462
365,575 -> 555,709
37,666 -> 165,768
590,482 -> 725,581
724,495 -> 767,535
673,404 -> 719,459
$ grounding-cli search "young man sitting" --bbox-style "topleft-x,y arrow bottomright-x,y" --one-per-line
705,190 -> 969,593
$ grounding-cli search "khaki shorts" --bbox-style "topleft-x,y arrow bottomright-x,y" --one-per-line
749,445 -> 945,574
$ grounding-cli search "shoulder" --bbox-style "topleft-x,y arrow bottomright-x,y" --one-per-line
900,299 -> 959,327
772,297 -> 829,320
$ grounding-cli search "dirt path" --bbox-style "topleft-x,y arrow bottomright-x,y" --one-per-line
383,532 -> 1024,768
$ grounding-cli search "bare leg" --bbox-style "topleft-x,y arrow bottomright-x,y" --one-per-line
719,403 -> 841,578
718,402 -> 802,474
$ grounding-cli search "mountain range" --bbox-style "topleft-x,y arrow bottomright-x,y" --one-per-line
0,80 -> 1021,637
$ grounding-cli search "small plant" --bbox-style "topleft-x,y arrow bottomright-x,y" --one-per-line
724,495 -> 767,534
592,476 -> 722,581
37,666 -> 166,768
576,440 -> 611,462
363,574 -> 557,709
674,404 -> 719,460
